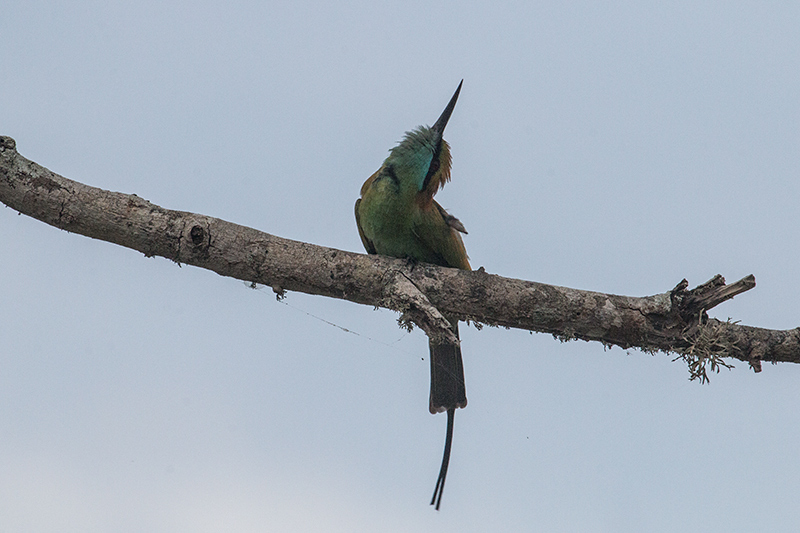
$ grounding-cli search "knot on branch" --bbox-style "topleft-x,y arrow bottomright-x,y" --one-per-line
182,219 -> 210,254
176,219 -> 212,264
190,224 -> 206,245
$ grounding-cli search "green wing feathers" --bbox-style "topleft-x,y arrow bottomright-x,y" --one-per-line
412,200 -> 470,271
354,198 -> 377,255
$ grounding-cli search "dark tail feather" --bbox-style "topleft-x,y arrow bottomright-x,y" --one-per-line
428,317 -> 466,510
428,319 -> 467,413
430,408 -> 455,510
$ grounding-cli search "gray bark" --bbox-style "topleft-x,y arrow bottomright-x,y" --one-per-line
2,135 -> 796,380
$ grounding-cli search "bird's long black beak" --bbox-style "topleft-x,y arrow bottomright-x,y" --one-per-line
431,80 -> 463,138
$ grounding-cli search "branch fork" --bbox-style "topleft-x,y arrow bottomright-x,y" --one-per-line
385,272 -> 459,345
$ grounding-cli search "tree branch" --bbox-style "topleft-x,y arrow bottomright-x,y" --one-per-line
2,136 -> 797,376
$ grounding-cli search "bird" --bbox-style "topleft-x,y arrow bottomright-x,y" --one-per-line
355,81 -> 469,510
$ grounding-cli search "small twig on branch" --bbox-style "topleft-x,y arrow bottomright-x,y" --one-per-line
673,274 -> 757,321
2,135 -> 799,376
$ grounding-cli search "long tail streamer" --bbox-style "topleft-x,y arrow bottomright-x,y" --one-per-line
430,408 -> 455,510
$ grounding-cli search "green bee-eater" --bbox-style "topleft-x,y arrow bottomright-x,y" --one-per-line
355,81 -> 469,510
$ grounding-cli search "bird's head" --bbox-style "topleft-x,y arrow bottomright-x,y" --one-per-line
384,81 -> 462,197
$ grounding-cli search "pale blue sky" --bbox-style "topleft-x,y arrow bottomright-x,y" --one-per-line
2,1 -> 800,531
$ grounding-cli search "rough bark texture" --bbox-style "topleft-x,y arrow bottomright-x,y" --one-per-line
3,135 -> 799,376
